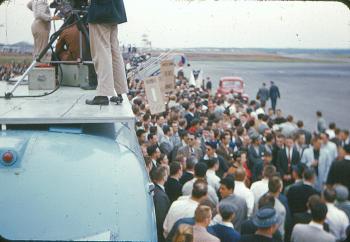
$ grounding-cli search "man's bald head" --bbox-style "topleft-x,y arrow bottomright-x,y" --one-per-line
234,168 -> 246,182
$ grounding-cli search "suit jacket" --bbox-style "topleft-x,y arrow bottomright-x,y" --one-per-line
217,144 -> 234,163
153,184 -> 171,242
287,182 -> 319,214
269,84 -> 280,100
301,146 -> 332,190
248,144 -> 265,181
164,177 -> 182,204
176,145 -> 203,161
276,147 -> 300,176
208,224 -> 241,242
291,224 -> 336,242
88,0 -> 127,24
327,158 -> 350,199
179,171 -> 194,186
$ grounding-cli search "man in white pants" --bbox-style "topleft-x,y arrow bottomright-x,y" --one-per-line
86,0 -> 128,105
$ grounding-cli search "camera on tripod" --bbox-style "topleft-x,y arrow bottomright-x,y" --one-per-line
50,0 -> 89,18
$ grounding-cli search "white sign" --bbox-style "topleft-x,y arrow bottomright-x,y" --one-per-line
144,76 -> 166,114
160,60 -> 175,93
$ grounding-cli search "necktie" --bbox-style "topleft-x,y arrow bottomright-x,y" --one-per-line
288,148 -> 291,172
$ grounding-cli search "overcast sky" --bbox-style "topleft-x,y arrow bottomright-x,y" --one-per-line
0,0 -> 349,48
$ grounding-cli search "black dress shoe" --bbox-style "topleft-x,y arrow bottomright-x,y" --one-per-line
85,96 -> 109,105
110,95 -> 123,104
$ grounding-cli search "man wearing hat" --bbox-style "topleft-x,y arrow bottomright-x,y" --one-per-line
327,144 -> 350,200
240,207 -> 280,242
208,203 -> 241,242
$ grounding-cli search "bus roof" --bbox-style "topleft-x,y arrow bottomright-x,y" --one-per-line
0,82 -> 134,126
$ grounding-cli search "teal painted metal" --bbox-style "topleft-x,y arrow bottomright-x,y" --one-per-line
0,130 -> 157,241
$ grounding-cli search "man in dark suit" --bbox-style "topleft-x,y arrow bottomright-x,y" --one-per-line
86,0 -> 128,105
327,144 -> 350,199
248,135 -> 265,182
180,157 -> 196,185
165,162 -> 183,204
208,203 -> 241,242
151,166 -> 171,242
287,168 -> 319,218
276,136 -> 300,187
217,133 -> 234,164
269,81 -> 280,113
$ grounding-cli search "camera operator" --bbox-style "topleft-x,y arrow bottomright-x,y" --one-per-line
85,0 -> 128,105
27,0 -> 61,59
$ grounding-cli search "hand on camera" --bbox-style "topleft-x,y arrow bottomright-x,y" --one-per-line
51,15 -> 61,21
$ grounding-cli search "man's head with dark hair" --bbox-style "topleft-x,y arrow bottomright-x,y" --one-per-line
237,126 -> 245,136
149,126 -> 158,134
151,166 -> 168,184
170,161 -> 182,176
194,162 -> 208,178
192,179 -> 208,200
329,122 -> 336,130
147,144 -> 159,158
303,167 -> 315,183
219,203 -> 237,221
207,158 -> 219,170
263,165 -> 277,179
316,111 -> 322,117
162,125 -> 172,136
268,176 -> 282,194
219,176 -> 235,199
258,193 -> 276,209
310,201 -> 328,223
323,187 -> 337,203
297,120 -> 304,128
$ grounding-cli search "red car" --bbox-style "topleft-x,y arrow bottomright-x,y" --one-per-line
216,77 -> 249,100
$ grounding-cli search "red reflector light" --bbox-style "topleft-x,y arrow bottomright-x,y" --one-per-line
2,152 -> 14,164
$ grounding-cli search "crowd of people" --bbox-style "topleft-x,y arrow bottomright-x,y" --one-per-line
129,71 -> 350,242
0,62 -> 29,81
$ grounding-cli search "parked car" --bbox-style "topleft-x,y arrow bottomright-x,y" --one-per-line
216,76 -> 249,101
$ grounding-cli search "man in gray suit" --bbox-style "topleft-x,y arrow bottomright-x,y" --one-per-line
291,201 -> 336,242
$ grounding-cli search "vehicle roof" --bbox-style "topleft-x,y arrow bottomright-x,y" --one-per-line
220,76 -> 244,81
0,82 -> 134,126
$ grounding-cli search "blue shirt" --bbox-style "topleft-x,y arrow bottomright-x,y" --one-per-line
208,223 -> 241,242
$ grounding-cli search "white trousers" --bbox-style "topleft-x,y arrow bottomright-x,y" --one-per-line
89,23 -> 128,96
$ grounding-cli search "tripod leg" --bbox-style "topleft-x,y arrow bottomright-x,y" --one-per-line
4,60 -> 38,99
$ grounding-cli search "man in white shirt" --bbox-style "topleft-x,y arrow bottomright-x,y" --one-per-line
251,165 -> 276,204
268,176 -> 286,239
206,158 -> 221,191
321,133 -> 338,162
234,168 -> 255,218
163,179 -> 208,238
182,162 -> 219,205
323,187 -> 349,241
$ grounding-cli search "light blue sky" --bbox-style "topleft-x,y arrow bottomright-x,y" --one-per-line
0,0 -> 349,48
